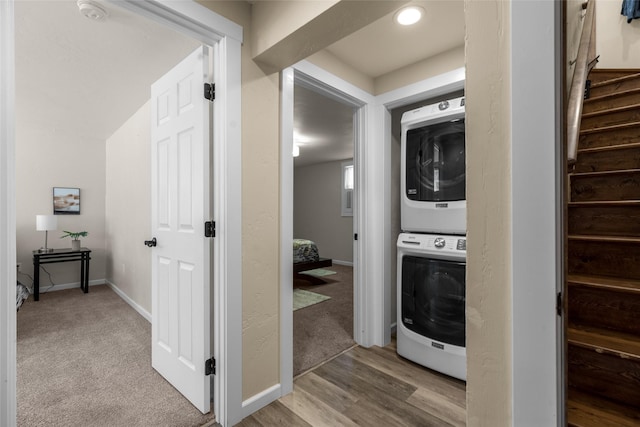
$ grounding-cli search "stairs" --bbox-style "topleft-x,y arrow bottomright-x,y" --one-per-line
567,69 -> 640,426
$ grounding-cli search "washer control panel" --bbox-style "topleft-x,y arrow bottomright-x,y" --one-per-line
398,233 -> 466,255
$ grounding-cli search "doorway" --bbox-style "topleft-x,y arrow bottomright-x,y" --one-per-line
14,2 -> 210,423
291,82 -> 357,376
3,1 -> 243,425
279,65 -> 371,395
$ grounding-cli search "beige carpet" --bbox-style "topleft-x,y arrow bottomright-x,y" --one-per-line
17,285 -> 215,427
293,264 -> 355,376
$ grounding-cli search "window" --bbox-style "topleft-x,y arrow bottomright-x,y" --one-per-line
341,160 -> 354,217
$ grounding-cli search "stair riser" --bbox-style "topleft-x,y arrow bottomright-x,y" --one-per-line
568,239 -> 640,279
581,108 -> 640,131
574,147 -> 640,173
589,76 -> 640,98
583,92 -> 640,114
568,345 -> 640,409
568,285 -> 640,335
580,126 -> 640,149
568,205 -> 640,236
571,172 -> 640,202
589,70 -> 640,84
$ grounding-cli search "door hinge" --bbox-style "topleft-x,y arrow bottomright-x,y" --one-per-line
205,221 -> 215,238
205,357 -> 216,376
204,83 -> 215,101
354,233 -> 358,241
556,292 -> 562,316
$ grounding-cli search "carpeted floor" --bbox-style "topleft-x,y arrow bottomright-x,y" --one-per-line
293,264 -> 355,376
17,285 -> 215,427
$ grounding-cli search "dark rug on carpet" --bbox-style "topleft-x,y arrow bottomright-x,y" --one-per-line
293,264 -> 355,376
17,285 -> 214,427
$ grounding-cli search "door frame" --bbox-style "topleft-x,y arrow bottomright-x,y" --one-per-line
0,1 -> 243,425
280,61 -> 373,395
0,0 -> 16,424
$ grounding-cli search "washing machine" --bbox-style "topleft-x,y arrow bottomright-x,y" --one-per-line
397,232 -> 466,381
401,96 -> 466,235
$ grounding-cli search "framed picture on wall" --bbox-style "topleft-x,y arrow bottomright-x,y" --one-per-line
53,187 -> 80,214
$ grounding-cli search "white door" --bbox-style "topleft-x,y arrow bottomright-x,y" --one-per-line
150,46 -> 212,414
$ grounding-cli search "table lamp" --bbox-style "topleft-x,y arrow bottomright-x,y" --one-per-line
36,214 -> 57,253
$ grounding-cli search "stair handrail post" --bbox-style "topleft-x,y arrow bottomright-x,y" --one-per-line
568,0 -> 597,166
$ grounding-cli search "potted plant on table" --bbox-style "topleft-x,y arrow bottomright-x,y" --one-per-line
61,230 -> 88,251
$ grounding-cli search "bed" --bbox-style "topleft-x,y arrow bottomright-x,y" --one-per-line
293,239 -> 332,273
16,281 -> 29,311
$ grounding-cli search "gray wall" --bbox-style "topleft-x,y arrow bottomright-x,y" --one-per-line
294,160 -> 353,263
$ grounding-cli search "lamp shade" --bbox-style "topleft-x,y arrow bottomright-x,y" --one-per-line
36,215 -> 57,231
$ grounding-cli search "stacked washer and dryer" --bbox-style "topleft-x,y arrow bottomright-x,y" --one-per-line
397,96 -> 467,381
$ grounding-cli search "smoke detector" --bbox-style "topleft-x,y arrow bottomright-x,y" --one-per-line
77,0 -> 108,22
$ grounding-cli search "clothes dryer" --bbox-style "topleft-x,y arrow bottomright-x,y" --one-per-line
401,97 -> 466,234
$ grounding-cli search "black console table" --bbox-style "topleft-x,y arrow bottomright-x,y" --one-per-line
32,248 -> 91,301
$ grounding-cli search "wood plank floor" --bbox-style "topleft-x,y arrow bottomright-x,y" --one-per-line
236,339 -> 466,426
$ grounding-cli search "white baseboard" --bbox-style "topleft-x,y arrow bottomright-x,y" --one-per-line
241,383 -> 281,418
332,259 -> 353,267
106,280 -> 152,323
38,278 -> 105,293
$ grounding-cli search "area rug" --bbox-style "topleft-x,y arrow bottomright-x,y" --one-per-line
293,289 -> 331,311
299,268 -> 337,277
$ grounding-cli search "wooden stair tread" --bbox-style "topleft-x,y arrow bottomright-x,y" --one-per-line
580,121 -> 640,135
582,103 -> 640,119
584,87 -> 640,104
590,72 -> 640,88
568,388 -> 640,427
578,141 -> 640,153
569,200 -> 640,207
570,168 -> 640,177
568,234 -> 640,243
568,327 -> 640,361
568,274 -> 640,294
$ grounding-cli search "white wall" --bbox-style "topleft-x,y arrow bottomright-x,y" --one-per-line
294,160 -> 353,263
105,101 -> 152,313
16,127 -> 106,288
596,0 -> 640,68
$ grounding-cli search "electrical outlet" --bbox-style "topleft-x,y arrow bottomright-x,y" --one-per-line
16,262 -> 22,272
122,263 -> 126,275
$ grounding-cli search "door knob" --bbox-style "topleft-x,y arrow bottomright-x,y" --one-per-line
144,238 -> 157,247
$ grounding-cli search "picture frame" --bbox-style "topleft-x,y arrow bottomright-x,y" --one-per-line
53,187 -> 80,215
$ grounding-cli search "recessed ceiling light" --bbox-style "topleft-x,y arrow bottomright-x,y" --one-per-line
395,6 -> 424,26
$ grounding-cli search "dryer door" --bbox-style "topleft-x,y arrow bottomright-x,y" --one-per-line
401,255 -> 465,347
405,119 -> 465,203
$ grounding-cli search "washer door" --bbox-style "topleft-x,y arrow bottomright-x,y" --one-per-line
401,255 -> 465,347
405,119 -> 465,202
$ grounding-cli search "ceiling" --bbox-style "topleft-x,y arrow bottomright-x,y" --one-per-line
15,0 -> 199,140
326,1 -> 464,79
294,1 -> 464,167
16,1 -> 464,164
